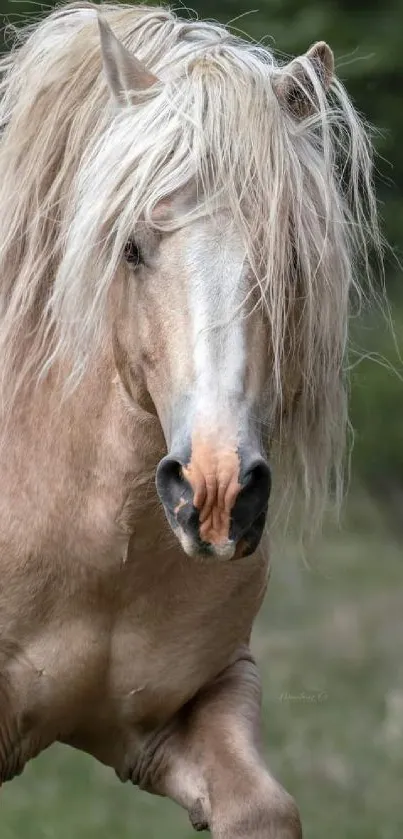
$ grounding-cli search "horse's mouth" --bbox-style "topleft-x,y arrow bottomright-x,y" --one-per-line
172,507 -> 267,562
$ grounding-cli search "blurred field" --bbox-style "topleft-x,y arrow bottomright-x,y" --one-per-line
2,491 -> 402,839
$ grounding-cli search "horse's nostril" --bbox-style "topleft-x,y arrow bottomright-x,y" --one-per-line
158,457 -> 182,486
243,459 -> 271,499
156,456 -> 186,509
230,457 -> 271,543
156,455 -> 201,540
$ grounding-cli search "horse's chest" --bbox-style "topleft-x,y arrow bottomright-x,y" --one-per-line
107,608 -> 232,721
0,545 -> 266,782
99,553 -> 265,726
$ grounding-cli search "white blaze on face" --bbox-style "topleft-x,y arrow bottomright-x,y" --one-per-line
182,217 -> 248,548
186,217 -> 247,431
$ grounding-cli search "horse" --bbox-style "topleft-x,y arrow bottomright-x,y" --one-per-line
0,3 -> 381,836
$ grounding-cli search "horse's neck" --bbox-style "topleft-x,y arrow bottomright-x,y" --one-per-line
0,352 -> 166,558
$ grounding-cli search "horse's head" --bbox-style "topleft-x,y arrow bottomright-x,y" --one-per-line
97,18 -> 282,560
37,12 -> 377,562
122,199 -> 272,561
93,17 -> 340,561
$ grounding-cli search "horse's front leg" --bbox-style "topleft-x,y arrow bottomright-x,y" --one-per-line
134,649 -> 302,839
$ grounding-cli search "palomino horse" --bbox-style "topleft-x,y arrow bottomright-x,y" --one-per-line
0,3 -> 380,836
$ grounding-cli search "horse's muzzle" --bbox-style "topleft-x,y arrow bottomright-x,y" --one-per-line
156,451 -> 271,560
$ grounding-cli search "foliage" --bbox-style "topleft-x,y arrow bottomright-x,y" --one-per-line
350,310 -> 403,523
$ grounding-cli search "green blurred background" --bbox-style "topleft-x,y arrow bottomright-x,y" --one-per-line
1,1 -> 402,837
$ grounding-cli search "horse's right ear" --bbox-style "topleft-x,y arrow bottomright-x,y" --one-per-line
275,41 -> 334,117
98,16 -> 159,104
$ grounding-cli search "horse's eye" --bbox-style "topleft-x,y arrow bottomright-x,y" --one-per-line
124,239 -> 142,266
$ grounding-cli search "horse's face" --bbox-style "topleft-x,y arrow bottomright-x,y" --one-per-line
117,195 -> 271,561
96,21 -> 271,561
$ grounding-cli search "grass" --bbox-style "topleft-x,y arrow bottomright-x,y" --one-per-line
2,491 -> 403,839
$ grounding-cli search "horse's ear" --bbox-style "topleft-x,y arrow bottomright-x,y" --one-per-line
275,41 -> 334,117
98,16 -> 158,104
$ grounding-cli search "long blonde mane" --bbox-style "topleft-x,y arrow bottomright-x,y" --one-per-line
0,2 -> 382,531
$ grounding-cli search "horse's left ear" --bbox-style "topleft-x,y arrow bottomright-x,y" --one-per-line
275,41 -> 334,117
98,16 -> 159,104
